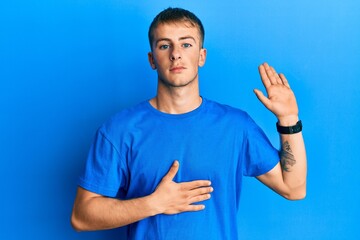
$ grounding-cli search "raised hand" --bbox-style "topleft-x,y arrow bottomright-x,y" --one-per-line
151,160 -> 213,215
253,63 -> 299,125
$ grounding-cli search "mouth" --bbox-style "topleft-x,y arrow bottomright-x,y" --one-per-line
170,66 -> 186,72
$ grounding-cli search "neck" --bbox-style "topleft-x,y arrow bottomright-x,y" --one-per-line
150,81 -> 202,114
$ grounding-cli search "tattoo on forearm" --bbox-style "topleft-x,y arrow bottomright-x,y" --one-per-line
280,141 -> 296,172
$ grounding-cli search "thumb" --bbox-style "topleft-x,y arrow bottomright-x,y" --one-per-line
162,160 -> 179,182
253,89 -> 271,109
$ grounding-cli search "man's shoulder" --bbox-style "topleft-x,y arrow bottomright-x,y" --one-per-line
113,100 -> 149,119
99,100 -> 151,134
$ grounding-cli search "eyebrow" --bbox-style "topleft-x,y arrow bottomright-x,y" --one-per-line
155,36 -> 197,46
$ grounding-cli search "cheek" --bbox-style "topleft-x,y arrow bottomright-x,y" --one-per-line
154,54 -> 168,66
192,54 -> 202,67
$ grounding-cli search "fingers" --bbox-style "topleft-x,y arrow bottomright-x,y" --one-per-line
183,204 -> 206,212
174,186 -> 213,213
186,192 -> 212,211
253,89 -> 271,110
188,187 -> 213,202
162,160 -> 179,181
181,179 -> 212,190
270,66 -> 283,84
171,202 -> 207,213
181,182 -> 213,203
258,64 -> 272,89
279,73 -> 290,88
158,160 -> 213,214
259,63 -> 289,88
260,63 -> 280,85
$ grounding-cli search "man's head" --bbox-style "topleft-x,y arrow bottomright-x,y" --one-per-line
148,7 -> 205,50
147,7 -> 207,89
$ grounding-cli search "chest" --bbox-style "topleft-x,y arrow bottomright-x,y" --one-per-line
124,122 -> 243,198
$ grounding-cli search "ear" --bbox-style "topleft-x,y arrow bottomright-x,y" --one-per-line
148,52 -> 157,70
198,48 -> 207,67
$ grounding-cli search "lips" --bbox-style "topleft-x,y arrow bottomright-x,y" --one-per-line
170,66 -> 185,72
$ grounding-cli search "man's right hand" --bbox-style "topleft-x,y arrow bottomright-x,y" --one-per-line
150,160 -> 213,215
71,160 -> 213,231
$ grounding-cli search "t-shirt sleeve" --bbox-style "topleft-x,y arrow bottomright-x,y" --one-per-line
242,116 -> 280,177
78,129 -> 128,198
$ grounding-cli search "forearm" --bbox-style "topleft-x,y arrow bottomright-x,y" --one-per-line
71,188 -> 159,231
71,162 -> 212,231
254,63 -> 307,200
278,117 -> 307,199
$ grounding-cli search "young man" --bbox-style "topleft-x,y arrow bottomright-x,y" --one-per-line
71,7 -> 307,239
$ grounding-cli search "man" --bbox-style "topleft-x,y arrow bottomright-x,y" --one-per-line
71,7 -> 307,239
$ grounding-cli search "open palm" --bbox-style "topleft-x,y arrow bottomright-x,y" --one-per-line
254,63 -> 299,121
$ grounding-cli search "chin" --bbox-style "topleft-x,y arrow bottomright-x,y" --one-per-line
159,75 -> 198,88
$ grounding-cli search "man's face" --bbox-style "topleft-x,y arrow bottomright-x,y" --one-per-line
148,22 -> 206,88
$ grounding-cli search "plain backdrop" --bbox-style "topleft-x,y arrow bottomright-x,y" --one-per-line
1,0 -> 359,239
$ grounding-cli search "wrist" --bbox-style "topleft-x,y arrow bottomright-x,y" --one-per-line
277,120 -> 302,134
277,115 -> 299,126
146,193 -> 163,216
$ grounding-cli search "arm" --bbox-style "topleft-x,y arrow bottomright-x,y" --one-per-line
71,160 -> 213,231
253,63 -> 307,200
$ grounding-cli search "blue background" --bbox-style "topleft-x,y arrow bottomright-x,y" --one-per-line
1,0 -> 359,239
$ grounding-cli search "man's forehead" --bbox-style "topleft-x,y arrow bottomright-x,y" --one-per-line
153,22 -> 200,40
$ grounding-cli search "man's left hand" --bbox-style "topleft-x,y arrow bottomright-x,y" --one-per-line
254,62 -> 299,125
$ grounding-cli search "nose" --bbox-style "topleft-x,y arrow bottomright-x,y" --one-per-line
170,46 -> 181,61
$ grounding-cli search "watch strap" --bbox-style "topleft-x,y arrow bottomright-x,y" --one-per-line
276,120 -> 302,134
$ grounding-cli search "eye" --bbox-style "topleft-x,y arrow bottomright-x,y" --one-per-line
182,43 -> 192,48
159,45 -> 170,50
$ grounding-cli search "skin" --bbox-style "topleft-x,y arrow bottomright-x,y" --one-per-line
147,22 -> 206,114
71,21 -> 307,232
71,161 -> 213,231
254,63 -> 307,200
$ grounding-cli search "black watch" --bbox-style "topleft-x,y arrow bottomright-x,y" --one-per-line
276,120 -> 302,134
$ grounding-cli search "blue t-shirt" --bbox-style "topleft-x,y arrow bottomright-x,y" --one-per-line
79,98 -> 279,239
